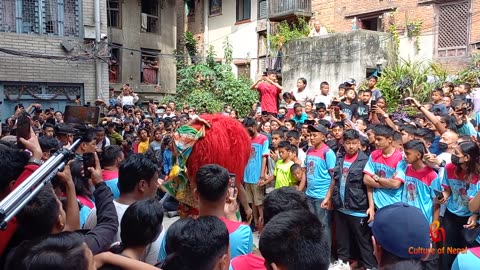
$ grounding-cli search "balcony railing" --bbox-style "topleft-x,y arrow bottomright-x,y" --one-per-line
268,0 -> 312,20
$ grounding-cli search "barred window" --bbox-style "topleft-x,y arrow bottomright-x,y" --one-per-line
107,0 -> 121,28
141,0 -> 159,34
0,0 -> 79,36
437,1 -> 470,57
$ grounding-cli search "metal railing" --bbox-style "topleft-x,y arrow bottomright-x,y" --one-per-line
269,0 -> 311,18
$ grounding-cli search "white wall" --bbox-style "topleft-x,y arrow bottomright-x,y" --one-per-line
399,33 -> 435,63
206,0 -> 259,80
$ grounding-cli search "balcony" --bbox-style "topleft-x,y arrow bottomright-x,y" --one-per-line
262,0 -> 312,22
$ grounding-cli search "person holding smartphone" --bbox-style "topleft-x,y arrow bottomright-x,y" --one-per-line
250,70 -> 283,115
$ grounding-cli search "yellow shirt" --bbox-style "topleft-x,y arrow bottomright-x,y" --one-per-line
274,160 -> 296,189
138,139 -> 150,154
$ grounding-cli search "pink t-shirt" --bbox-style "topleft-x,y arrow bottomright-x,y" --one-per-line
230,253 -> 266,270
257,83 -> 281,113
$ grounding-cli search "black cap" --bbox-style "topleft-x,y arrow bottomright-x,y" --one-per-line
308,124 -> 328,135
54,123 -> 77,135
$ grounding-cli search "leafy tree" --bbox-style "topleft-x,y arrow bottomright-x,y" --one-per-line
269,17 -> 310,52
167,34 -> 258,117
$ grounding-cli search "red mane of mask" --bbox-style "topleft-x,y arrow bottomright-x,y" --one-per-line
187,114 -> 251,184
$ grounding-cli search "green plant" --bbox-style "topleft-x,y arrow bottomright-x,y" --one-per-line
173,34 -> 258,117
406,19 -> 423,52
376,59 -> 443,112
386,11 -> 400,56
269,17 -> 310,53
455,51 -> 480,86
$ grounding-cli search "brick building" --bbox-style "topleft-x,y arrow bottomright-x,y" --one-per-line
311,0 -> 480,69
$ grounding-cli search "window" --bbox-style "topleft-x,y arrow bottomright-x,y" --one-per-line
437,1 -> 470,58
209,0 -> 221,16
258,0 -> 266,19
141,49 -> 159,84
186,0 -> 195,16
236,63 -> 250,78
109,46 -> 121,83
236,0 -> 251,21
258,32 -> 267,57
141,0 -> 159,34
107,0 -> 121,28
358,16 -> 383,32
0,0 -> 79,36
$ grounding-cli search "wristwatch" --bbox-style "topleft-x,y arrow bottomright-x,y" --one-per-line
28,157 -> 44,166
373,175 -> 380,182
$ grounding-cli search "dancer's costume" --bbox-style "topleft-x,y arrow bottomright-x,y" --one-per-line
162,114 -> 251,218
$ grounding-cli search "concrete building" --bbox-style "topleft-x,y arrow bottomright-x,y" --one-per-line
107,0 -> 177,101
176,0 -> 312,80
0,0 -> 109,117
0,0 -> 176,119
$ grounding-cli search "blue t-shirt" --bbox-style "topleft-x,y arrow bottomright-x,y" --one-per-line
304,144 -> 336,199
338,153 -> 367,218
399,165 -> 440,224
158,217 -> 253,262
363,149 -> 405,209
442,163 -> 480,217
452,247 -> 480,270
292,113 -> 308,124
244,134 -> 269,184
104,179 -> 120,199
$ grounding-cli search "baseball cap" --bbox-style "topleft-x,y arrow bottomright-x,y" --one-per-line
370,202 -> 430,259
308,124 -> 328,135
345,78 -> 356,85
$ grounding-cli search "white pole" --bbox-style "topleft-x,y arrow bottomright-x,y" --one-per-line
95,0 -> 102,99
266,0 -> 270,71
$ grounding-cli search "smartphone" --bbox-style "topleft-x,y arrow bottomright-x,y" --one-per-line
433,190 -> 444,200
228,173 -> 236,198
334,106 -> 340,119
16,113 -> 31,148
371,100 -> 377,107
83,153 -> 95,179
256,106 -> 262,114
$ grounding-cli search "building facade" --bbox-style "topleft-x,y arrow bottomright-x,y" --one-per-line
107,0 -> 177,101
0,0 -> 109,118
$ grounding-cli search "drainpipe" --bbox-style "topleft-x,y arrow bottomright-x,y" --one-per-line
95,0 -> 102,99
203,0 -> 209,57
266,0 -> 270,71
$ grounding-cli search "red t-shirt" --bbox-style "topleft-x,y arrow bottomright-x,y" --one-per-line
230,253 -> 266,270
257,83 -> 281,113
0,164 -> 39,256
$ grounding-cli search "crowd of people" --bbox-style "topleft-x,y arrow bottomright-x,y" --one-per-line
0,74 -> 480,270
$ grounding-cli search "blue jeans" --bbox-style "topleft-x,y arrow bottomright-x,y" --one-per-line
307,197 -> 332,262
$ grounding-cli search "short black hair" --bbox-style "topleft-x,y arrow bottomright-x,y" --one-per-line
404,140 -> 427,158
5,232 -> 89,270
343,129 -> 360,141
277,141 -> 292,152
432,88 -> 445,97
95,126 -> 105,133
290,144 -> 298,156
286,130 -> 300,140
161,216 -> 229,270
101,145 -> 123,167
290,163 -> 301,173
196,164 -> 230,202
242,117 -> 256,128
119,199 -> 164,249
374,125 -> 395,139
16,184 -> 60,240
77,127 -> 96,143
316,102 -> 327,110
260,210 -> 330,270
263,187 -> 309,225
118,154 -> 158,194
414,128 -> 435,144
320,81 -> 329,88
38,136 -> 60,152
0,144 -> 30,193
298,77 -> 307,86
271,129 -> 284,138
42,123 -> 54,130
399,125 -> 416,135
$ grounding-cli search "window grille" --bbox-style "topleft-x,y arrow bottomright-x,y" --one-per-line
437,1 -> 470,57
0,0 -> 78,36
0,0 -> 16,32
107,0 -> 121,28
141,0 -> 159,33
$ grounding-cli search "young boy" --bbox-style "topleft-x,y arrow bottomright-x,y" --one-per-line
292,103 -> 308,124
268,141 -> 296,189
363,125 -> 405,209
431,88 -> 448,115
243,117 -> 268,228
286,130 -> 306,164
301,124 -> 336,263
314,81 -> 332,107
338,89 -> 358,121
330,129 -> 377,270
357,89 -> 371,120
401,140 -> 441,224
284,119 -> 296,131
290,163 -> 303,187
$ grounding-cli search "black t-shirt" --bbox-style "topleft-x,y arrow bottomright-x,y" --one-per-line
338,102 -> 358,120
356,102 -> 370,120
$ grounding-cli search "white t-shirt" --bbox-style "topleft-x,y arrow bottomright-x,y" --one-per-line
84,200 -> 163,265
293,90 -> 311,105
121,96 -> 134,106
314,94 -> 333,107
96,137 -> 111,150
